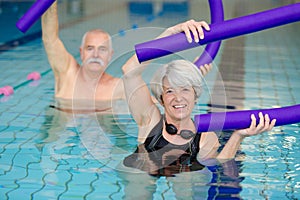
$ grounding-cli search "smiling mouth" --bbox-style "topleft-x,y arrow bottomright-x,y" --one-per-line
173,105 -> 187,109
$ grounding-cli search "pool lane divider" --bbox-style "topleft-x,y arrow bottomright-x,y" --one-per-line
0,69 -> 51,97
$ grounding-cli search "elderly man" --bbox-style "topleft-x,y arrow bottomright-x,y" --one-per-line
42,2 -> 125,112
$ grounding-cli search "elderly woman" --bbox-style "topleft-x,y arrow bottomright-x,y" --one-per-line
122,20 -> 276,174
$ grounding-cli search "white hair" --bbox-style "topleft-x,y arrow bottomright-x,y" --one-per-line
80,29 -> 112,49
150,59 -> 203,104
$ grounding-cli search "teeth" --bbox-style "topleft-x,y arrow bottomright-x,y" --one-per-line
174,105 -> 186,108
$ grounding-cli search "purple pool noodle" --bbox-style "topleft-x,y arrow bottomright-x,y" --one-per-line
194,0 -> 224,67
16,0 -> 56,33
194,42 -> 222,67
135,3 -> 300,63
194,104 -> 300,132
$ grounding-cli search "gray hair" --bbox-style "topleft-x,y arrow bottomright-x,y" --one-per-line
150,59 -> 203,104
81,29 -> 112,49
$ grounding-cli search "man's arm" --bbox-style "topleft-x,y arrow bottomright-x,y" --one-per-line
42,1 -> 76,76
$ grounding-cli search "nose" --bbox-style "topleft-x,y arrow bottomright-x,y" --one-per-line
93,50 -> 98,58
174,92 -> 183,101
93,49 -> 101,58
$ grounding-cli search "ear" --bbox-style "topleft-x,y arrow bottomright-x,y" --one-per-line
79,47 -> 83,60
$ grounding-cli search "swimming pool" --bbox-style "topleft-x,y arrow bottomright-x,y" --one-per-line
1,0 -> 299,199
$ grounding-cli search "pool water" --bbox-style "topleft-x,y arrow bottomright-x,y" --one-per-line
1,0 -> 300,199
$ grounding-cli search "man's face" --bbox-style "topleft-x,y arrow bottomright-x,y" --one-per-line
80,31 -> 113,72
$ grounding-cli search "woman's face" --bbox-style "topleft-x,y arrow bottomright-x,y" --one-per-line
161,78 -> 196,121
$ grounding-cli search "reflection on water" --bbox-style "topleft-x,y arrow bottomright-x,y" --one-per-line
1,94 -> 297,198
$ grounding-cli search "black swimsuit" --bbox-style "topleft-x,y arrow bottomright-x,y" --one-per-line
124,116 -> 205,176
145,116 -> 201,157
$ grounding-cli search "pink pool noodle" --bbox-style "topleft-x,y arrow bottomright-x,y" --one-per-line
16,0 -> 56,33
135,3 -> 300,63
194,105 -> 300,132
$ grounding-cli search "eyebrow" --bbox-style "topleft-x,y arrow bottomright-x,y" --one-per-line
85,45 -> 108,49
98,46 -> 108,49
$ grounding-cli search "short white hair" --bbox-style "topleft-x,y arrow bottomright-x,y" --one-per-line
150,59 -> 203,104
81,29 -> 112,49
